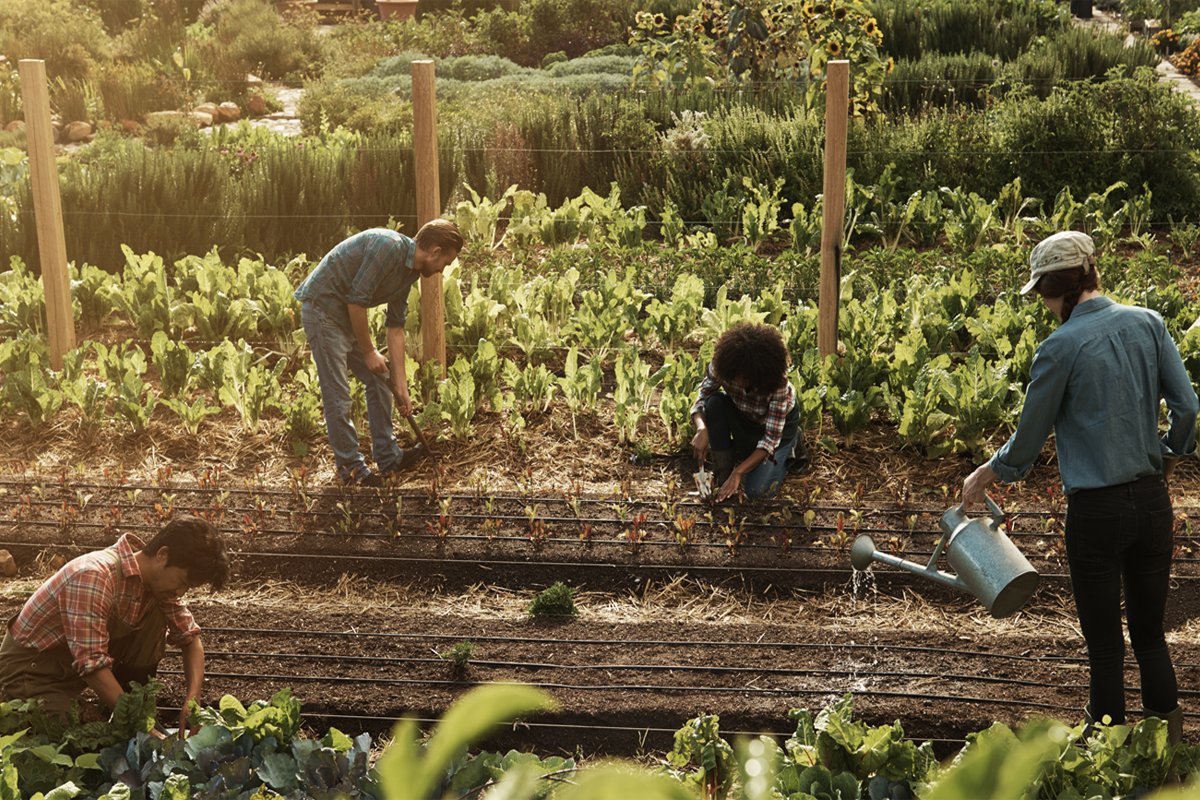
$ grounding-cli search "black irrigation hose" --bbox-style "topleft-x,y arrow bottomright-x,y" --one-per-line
202,627 -> 1089,665
154,668 -> 1075,711
153,704 -> 970,745
0,514 -> 1077,565
6,477 -> 1199,519
0,541 -> 1085,579
185,649 -> 1089,691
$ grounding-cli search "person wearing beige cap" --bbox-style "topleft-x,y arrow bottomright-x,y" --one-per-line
962,230 -> 1198,743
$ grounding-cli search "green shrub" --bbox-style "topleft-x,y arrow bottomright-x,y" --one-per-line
0,0 -> 111,81
1011,25 -> 1159,87
98,62 -> 192,121
202,0 -> 326,81
78,0 -> 146,33
990,71 -> 1200,219
0,67 -> 19,127
882,52 -> 997,113
527,581 -> 577,618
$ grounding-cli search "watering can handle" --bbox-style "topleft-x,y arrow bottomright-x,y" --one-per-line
984,494 -> 1005,526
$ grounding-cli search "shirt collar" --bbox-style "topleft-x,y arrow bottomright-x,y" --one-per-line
114,532 -> 145,579
1069,295 -> 1112,318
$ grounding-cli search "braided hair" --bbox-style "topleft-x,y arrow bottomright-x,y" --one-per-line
1033,255 -> 1100,322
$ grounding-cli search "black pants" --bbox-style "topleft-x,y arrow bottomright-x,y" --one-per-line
1066,475 -> 1177,723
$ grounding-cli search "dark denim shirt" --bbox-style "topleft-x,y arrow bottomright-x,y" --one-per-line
990,296 -> 1198,494
293,228 -> 417,328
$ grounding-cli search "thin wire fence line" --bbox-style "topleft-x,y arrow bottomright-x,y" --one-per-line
75,73 -> 1200,89
20,208 -> 1200,227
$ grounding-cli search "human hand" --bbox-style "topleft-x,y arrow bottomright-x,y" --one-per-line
691,427 -> 709,462
365,349 -> 389,375
393,386 -> 412,417
961,463 -> 998,511
716,471 -> 744,503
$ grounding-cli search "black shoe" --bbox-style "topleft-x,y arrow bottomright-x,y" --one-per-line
341,466 -> 382,487
381,445 -> 427,479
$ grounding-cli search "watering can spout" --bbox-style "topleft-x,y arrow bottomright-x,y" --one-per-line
850,495 -> 1039,618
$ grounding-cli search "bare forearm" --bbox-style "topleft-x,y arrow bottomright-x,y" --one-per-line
180,637 -> 205,702
82,667 -> 125,711
346,304 -> 375,355
387,327 -> 407,395
735,449 -> 769,476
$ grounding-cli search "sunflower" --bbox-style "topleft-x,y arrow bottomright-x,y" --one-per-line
652,12 -> 667,27
863,17 -> 877,35
827,39 -> 842,56
833,6 -> 847,20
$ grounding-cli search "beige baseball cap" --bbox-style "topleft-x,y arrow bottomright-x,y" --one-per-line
1021,231 -> 1095,295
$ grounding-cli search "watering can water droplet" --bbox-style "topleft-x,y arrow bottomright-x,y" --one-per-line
850,495 -> 1039,618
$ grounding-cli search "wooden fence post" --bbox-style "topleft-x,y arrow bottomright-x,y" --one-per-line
818,60 -> 849,358
411,60 -> 445,376
18,59 -> 76,369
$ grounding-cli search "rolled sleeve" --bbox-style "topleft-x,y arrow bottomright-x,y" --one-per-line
1159,328 -> 1199,458
58,571 -> 115,677
990,344 -> 1067,483
162,599 -> 201,648
385,293 -> 412,328
691,365 -> 720,419
345,236 -> 394,308
756,390 -> 789,456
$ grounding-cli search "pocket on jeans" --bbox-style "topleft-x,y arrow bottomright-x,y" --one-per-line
1146,507 -> 1176,555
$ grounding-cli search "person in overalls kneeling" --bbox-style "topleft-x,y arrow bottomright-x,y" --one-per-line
0,516 -> 230,733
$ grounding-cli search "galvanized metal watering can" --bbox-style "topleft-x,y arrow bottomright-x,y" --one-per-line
850,495 -> 1039,618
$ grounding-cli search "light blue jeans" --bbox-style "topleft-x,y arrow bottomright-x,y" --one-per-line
301,303 -> 403,479
702,393 -> 799,499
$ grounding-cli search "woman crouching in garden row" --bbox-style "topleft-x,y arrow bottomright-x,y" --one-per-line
690,322 -> 807,502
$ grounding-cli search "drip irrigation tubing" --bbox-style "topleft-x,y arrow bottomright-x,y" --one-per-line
0,513 -> 1086,564
154,704 -> 971,744
2,497 -> 1186,547
200,627 -> 1090,665
0,539 -> 1084,579
7,477 -> 1190,518
153,667 -> 1076,711
184,650 -> 1088,691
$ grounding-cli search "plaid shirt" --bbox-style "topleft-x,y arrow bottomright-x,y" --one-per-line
691,363 -> 796,456
293,228 -> 418,328
10,534 -> 200,677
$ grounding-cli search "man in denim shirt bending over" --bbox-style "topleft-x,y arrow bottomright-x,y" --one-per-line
295,220 -> 464,486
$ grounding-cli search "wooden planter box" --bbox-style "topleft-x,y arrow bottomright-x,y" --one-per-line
376,0 -> 418,20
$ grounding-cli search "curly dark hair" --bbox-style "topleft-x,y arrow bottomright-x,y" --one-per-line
144,516 -> 231,590
711,322 -> 788,392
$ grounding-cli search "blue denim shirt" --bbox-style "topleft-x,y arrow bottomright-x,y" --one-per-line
293,228 -> 417,328
990,296 -> 1198,494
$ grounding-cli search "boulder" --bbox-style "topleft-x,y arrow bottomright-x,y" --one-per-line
190,110 -> 214,127
217,101 -> 241,122
119,118 -> 142,134
246,73 -> 263,87
0,550 -> 15,578
194,102 -> 220,118
64,121 -> 93,142
3,120 -> 23,133
246,93 -> 267,116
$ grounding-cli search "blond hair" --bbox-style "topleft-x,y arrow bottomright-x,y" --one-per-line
414,219 -> 464,253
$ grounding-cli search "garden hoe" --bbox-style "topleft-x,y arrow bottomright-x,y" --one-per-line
391,388 -> 434,462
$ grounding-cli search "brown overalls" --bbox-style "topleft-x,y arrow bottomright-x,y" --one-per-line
0,550 -> 168,714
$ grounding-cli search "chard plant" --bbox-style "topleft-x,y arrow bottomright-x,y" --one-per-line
559,346 -> 603,437
673,514 -> 696,550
